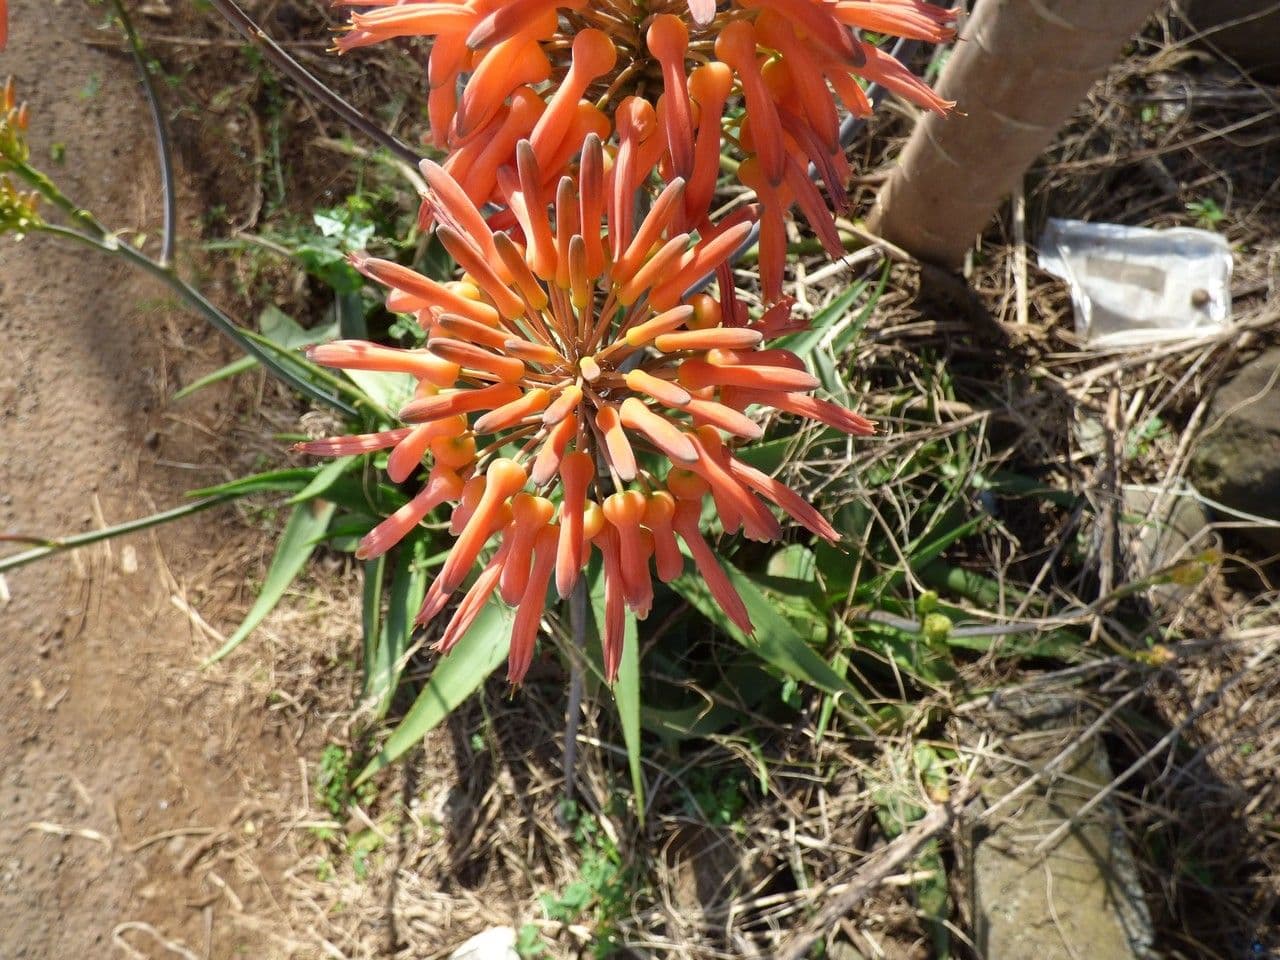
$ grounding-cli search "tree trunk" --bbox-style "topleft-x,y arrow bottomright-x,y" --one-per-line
866,0 -> 1165,269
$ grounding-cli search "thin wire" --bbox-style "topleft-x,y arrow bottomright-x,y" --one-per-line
208,0 -> 422,168
110,0 -> 177,266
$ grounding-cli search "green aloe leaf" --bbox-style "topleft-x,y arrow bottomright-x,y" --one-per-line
365,540 -> 429,717
355,597 -> 512,785
672,558 -> 870,713
615,628 -> 644,818
203,499 -> 337,664
777,276 -> 868,361
588,570 -> 645,819
194,310 -> 356,417
190,468 -> 406,519
360,555 -> 387,695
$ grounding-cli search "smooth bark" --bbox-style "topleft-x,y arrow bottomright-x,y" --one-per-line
867,0 -> 1166,268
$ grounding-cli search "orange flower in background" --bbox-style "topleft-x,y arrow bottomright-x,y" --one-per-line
0,0 -> 8,52
1,77 -> 29,163
335,0 -> 957,302
299,136 -> 874,684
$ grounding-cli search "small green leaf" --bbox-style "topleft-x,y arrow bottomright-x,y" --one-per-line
354,597 -> 513,784
203,499 -> 337,664
342,368 -> 416,414
258,305 -> 336,349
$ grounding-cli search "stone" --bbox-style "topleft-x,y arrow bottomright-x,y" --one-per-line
1189,347 -> 1280,554
664,823 -> 750,916
1119,485 -> 1217,614
828,943 -> 868,960
964,689 -> 1156,960
448,926 -> 519,960
1184,0 -> 1280,83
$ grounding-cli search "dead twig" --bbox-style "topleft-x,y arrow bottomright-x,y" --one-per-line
776,798 -> 960,960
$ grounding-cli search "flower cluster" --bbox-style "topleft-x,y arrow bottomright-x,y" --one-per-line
298,0 -> 954,683
0,175 -> 39,233
336,0 -> 956,298
0,80 -> 39,234
301,140 -> 874,682
1,78 -> 30,167
0,2 -> 953,685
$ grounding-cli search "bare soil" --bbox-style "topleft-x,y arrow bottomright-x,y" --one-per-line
1,2 -> 304,956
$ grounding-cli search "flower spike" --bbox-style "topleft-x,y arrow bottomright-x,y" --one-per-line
302,140 -> 878,683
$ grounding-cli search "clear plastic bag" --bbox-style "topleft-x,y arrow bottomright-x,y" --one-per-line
1038,218 -> 1232,347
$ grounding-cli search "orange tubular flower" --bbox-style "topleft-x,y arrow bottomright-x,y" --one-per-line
300,136 -> 875,684
335,0 -> 957,300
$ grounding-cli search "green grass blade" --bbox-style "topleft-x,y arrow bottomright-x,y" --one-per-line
778,278 -> 868,360
188,468 -> 319,499
287,456 -> 358,504
202,499 -> 337,664
0,496 -> 232,573
354,597 -> 512,785
815,648 -> 850,741
171,355 -> 257,401
836,262 -> 890,354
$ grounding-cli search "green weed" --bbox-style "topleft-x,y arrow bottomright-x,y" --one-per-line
1186,197 -> 1226,230
538,802 -> 638,958
316,743 -> 375,817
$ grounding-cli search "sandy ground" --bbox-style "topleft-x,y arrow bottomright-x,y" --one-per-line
1,2 -> 303,956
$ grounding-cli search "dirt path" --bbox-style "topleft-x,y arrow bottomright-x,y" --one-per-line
1,3 -> 305,957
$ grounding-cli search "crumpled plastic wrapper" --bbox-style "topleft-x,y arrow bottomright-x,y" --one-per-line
1038,218 -> 1232,347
